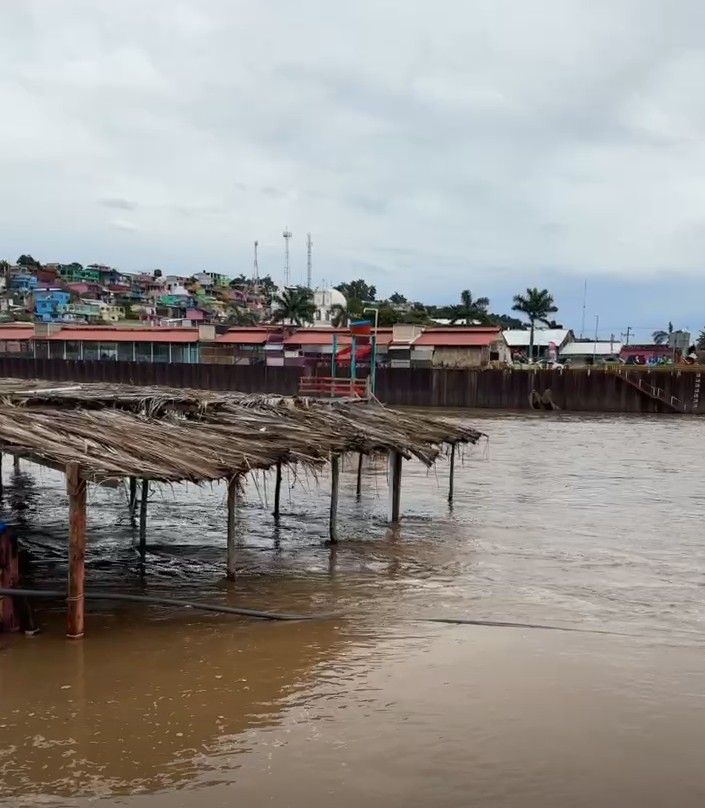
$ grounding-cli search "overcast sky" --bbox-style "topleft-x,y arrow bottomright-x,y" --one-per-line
1,0 -> 705,337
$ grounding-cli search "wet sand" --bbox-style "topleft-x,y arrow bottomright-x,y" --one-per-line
1,412 -> 705,806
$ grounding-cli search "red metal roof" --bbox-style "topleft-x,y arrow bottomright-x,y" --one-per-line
215,330 -> 269,345
284,329 -> 394,347
0,326 -> 34,341
414,327 -> 502,347
46,327 -> 199,343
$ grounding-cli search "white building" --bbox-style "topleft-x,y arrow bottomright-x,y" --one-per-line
503,328 -> 573,359
560,341 -> 623,366
312,287 -> 347,325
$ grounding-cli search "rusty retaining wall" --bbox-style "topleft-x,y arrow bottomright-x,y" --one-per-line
0,358 -> 702,413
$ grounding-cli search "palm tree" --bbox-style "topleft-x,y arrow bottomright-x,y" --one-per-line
330,303 -> 349,328
0,259 -> 10,276
511,287 -> 559,361
448,289 -> 490,325
652,322 -> 673,345
272,287 -> 316,326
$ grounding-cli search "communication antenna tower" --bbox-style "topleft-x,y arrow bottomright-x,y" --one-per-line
253,240 -> 260,282
306,233 -> 313,289
282,228 -> 292,286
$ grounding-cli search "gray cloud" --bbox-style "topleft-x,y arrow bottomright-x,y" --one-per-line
1,0 -> 705,319
99,197 -> 138,211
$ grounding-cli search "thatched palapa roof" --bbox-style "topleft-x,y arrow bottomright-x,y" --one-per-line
0,381 -> 484,483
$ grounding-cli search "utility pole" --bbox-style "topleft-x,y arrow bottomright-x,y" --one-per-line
282,228 -> 292,287
622,326 -> 632,346
306,233 -> 312,290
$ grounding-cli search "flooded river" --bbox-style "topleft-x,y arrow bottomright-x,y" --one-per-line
2,412 -> 705,807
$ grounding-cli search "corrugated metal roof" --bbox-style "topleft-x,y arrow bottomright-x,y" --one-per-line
215,330 -> 269,345
503,329 -> 571,348
284,329 -> 394,347
560,342 -> 623,356
415,328 -> 501,347
46,328 -> 199,343
0,327 -> 34,341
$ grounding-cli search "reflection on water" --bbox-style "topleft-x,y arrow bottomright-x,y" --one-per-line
2,413 -> 705,807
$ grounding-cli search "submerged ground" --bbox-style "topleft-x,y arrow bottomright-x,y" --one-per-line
1,411 -> 704,807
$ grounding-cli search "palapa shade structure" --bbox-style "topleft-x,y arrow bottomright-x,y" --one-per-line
0,381 -> 485,638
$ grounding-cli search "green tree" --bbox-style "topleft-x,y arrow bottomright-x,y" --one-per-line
511,287 -> 559,360
696,329 -> 705,352
376,304 -> 403,326
224,304 -> 259,326
486,312 -> 525,329
400,302 -> 430,324
0,259 -> 10,275
335,279 -> 376,303
448,289 -> 490,325
17,254 -> 39,268
389,291 -> 407,306
272,287 -> 316,326
330,303 -> 350,328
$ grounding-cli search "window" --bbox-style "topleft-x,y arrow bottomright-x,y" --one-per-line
135,342 -> 153,362
65,341 -> 82,360
170,344 -> 184,363
117,342 -> 134,362
99,342 -> 118,360
49,341 -> 64,360
153,343 -> 170,363
34,340 -> 49,359
82,342 -> 100,361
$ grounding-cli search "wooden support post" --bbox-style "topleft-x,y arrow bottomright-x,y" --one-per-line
13,455 -> 20,472
138,479 -> 148,566
0,525 -> 19,633
226,477 -> 237,580
273,462 -> 282,520
128,477 -> 137,525
448,443 -> 456,505
329,455 -> 340,544
66,463 -> 87,639
356,453 -> 363,501
0,453 -> 3,498
388,451 -> 402,524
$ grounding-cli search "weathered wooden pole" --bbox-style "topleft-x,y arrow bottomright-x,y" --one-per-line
0,453 -> 4,498
128,477 -> 138,525
226,476 -> 238,580
66,463 -> 87,639
388,451 -> 403,524
448,443 -> 456,505
329,455 -> 340,544
13,455 -> 20,472
356,453 -> 364,501
138,479 -> 149,566
273,462 -> 282,520
0,523 -> 19,633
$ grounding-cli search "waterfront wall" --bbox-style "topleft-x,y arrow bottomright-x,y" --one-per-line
0,357 -> 701,413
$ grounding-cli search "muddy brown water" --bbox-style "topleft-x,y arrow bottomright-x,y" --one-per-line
1,412 -> 705,807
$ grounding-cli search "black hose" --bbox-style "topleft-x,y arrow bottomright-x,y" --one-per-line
419,617 -> 625,635
0,588 -> 625,635
0,588 -> 337,622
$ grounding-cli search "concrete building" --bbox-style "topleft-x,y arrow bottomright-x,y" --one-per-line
414,327 -> 511,368
560,341 -> 623,366
503,328 -> 573,360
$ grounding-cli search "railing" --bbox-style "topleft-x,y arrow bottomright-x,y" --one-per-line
298,376 -> 369,398
611,371 -> 686,413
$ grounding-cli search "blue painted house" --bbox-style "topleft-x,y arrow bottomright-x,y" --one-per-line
34,289 -> 71,322
9,273 -> 37,293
